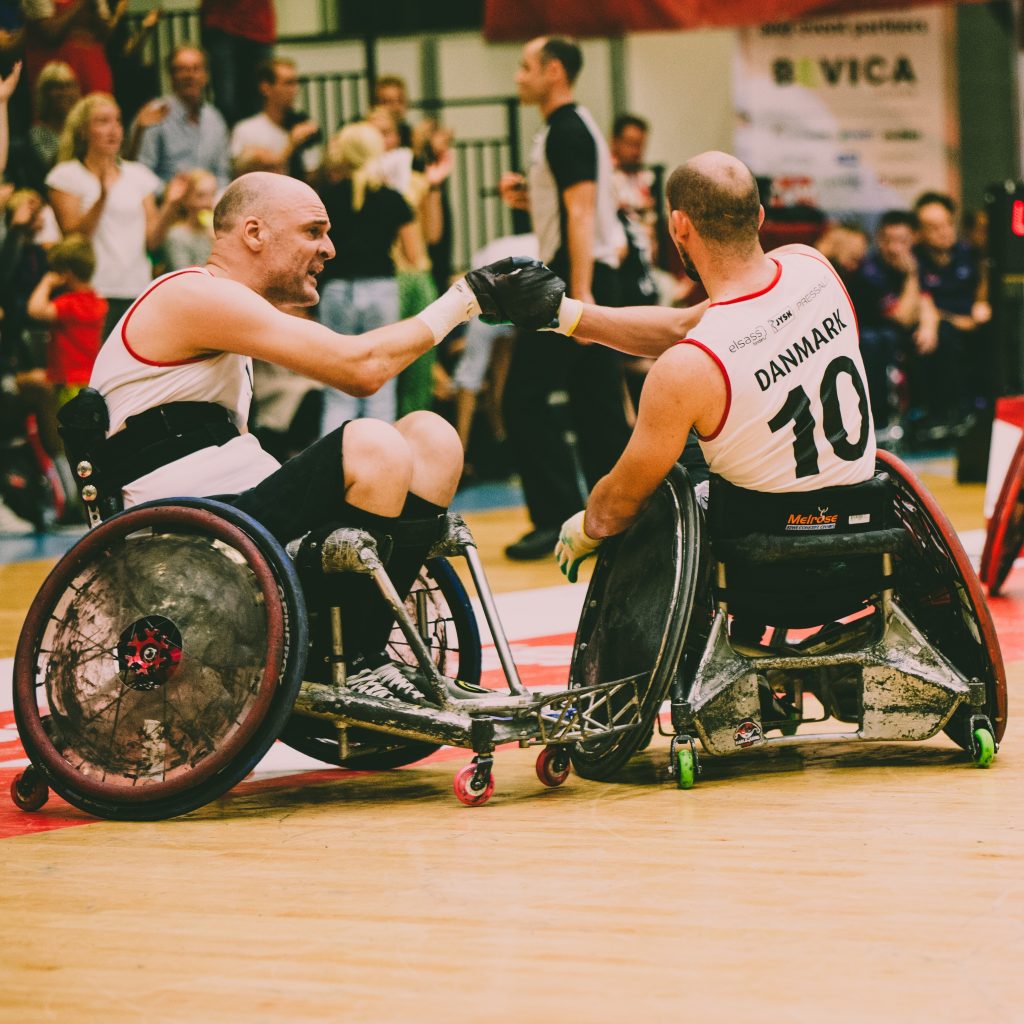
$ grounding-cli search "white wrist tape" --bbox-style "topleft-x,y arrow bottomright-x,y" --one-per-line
552,296 -> 584,336
415,278 -> 481,345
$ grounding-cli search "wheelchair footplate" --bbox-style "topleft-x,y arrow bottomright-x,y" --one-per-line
285,514 -> 645,806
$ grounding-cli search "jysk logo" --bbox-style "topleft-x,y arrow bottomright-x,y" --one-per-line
769,310 -> 793,332
785,506 -> 839,531
772,55 -> 917,87
728,325 -> 768,353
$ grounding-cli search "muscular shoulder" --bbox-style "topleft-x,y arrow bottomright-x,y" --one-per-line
768,242 -> 829,264
639,342 -> 728,439
126,270 -> 276,359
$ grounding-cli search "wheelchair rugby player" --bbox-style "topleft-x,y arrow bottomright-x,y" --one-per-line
544,151 -> 1005,786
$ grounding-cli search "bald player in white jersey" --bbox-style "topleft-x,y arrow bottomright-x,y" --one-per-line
547,151 -> 876,580
86,170 -> 563,671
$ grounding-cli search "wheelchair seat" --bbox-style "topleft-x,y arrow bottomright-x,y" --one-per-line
707,473 -> 905,628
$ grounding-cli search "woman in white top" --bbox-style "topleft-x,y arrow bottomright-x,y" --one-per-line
46,92 -> 186,338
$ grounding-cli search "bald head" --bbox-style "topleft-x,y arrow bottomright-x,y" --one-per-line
666,151 -> 761,250
213,172 -> 320,235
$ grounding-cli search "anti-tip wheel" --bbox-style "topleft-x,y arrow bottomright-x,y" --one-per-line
535,746 -> 571,788
676,748 -> 696,790
453,762 -> 495,806
10,768 -> 49,812
972,727 -> 996,768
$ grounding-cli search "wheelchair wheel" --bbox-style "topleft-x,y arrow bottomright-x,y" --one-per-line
879,450 -> 1008,746
13,499 -> 308,820
569,465 -> 707,780
278,556 -> 481,770
979,432 -> 1024,596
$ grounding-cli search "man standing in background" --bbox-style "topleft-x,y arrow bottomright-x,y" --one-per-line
499,36 -> 630,561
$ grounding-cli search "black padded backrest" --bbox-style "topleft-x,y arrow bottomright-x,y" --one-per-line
707,473 -> 902,627
57,387 -> 122,522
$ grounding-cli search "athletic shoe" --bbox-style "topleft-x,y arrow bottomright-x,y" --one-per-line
504,527 -> 559,561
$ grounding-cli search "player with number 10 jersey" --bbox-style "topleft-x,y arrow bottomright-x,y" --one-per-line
683,247 -> 875,492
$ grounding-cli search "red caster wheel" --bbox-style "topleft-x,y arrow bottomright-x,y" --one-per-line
11,767 -> 49,812
453,760 -> 495,806
535,746 -> 571,788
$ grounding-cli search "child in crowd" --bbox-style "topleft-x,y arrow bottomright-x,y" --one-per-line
163,168 -> 217,270
27,233 -> 108,409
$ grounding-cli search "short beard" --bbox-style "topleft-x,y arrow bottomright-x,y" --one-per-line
676,242 -> 703,288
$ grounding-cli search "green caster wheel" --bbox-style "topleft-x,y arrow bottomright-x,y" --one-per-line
676,747 -> 696,790
972,727 -> 995,768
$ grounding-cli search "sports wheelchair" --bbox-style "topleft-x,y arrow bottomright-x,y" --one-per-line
10,393 -> 641,820
566,452 -> 1006,788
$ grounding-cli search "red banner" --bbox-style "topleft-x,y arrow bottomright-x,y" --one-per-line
484,0 -> 984,41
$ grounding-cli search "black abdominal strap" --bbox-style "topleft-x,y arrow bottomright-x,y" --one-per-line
103,402 -> 240,487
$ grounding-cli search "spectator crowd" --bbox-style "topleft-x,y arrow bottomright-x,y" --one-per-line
0,13 -> 996,553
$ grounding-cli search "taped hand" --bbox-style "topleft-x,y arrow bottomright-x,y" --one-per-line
555,510 -> 602,583
464,256 -> 565,331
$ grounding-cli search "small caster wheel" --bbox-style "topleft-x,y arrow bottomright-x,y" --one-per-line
11,767 -> 49,812
535,746 -> 571,788
453,761 -> 495,806
972,727 -> 995,768
676,748 -> 696,790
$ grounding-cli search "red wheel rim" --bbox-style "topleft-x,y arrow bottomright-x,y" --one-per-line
980,432 -> 1024,594
14,505 -> 286,804
878,450 -> 1008,742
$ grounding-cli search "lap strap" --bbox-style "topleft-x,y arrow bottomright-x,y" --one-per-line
103,402 -> 240,488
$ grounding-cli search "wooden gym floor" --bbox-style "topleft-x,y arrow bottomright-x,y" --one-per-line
1,464 -> 1022,1023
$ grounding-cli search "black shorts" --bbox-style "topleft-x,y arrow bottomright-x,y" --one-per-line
222,424 -> 348,543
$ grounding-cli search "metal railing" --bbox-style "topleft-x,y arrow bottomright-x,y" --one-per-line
120,16 -> 524,271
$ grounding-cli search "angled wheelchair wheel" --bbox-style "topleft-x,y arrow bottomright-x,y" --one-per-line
279,556 -> 481,770
979,432 -> 1024,596
569,465 -> 708,781
879,450 -> 1007,746
13,499 -> 308,821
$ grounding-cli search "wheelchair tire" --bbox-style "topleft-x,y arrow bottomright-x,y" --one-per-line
879,450 -> 1008,746
279,556 -> 481,770
13,499 -> 308,820
569,465 -> 706,781
979,431 -> 1024,596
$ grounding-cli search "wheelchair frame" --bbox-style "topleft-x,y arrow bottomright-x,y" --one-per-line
11,458 -> 644,817
567,454 -> 1005,790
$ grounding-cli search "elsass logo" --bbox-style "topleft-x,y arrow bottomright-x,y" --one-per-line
728,325 -> 768,353
785,506 -> 839,531
769,310 -> 793,331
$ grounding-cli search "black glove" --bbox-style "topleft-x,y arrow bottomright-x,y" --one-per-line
465,256 -> 566,331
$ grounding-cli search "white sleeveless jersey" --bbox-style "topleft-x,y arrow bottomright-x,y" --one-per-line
684,249 -> 875,492
90,267 -> 281,505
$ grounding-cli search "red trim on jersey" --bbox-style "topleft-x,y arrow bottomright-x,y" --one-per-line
120,267 -> 215,367
677,338 -> 731,441
708,258 -> 781,307
787,249 -> 860,338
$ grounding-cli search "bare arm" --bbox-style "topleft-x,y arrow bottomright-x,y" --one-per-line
584,343 -> 725,537
570,299 -> 709,357
562,179 -> 596,301
125,273 -> 440,396
0,61 -> 21,175
887,267 -> 922,328
49,186 -> 107,238
143,174 -> 188,251
28,0 -> 89,43
27,271 -> 62,322
397,220 -> 420,267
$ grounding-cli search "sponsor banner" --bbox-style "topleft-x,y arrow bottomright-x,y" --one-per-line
734,9 -> 956,213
